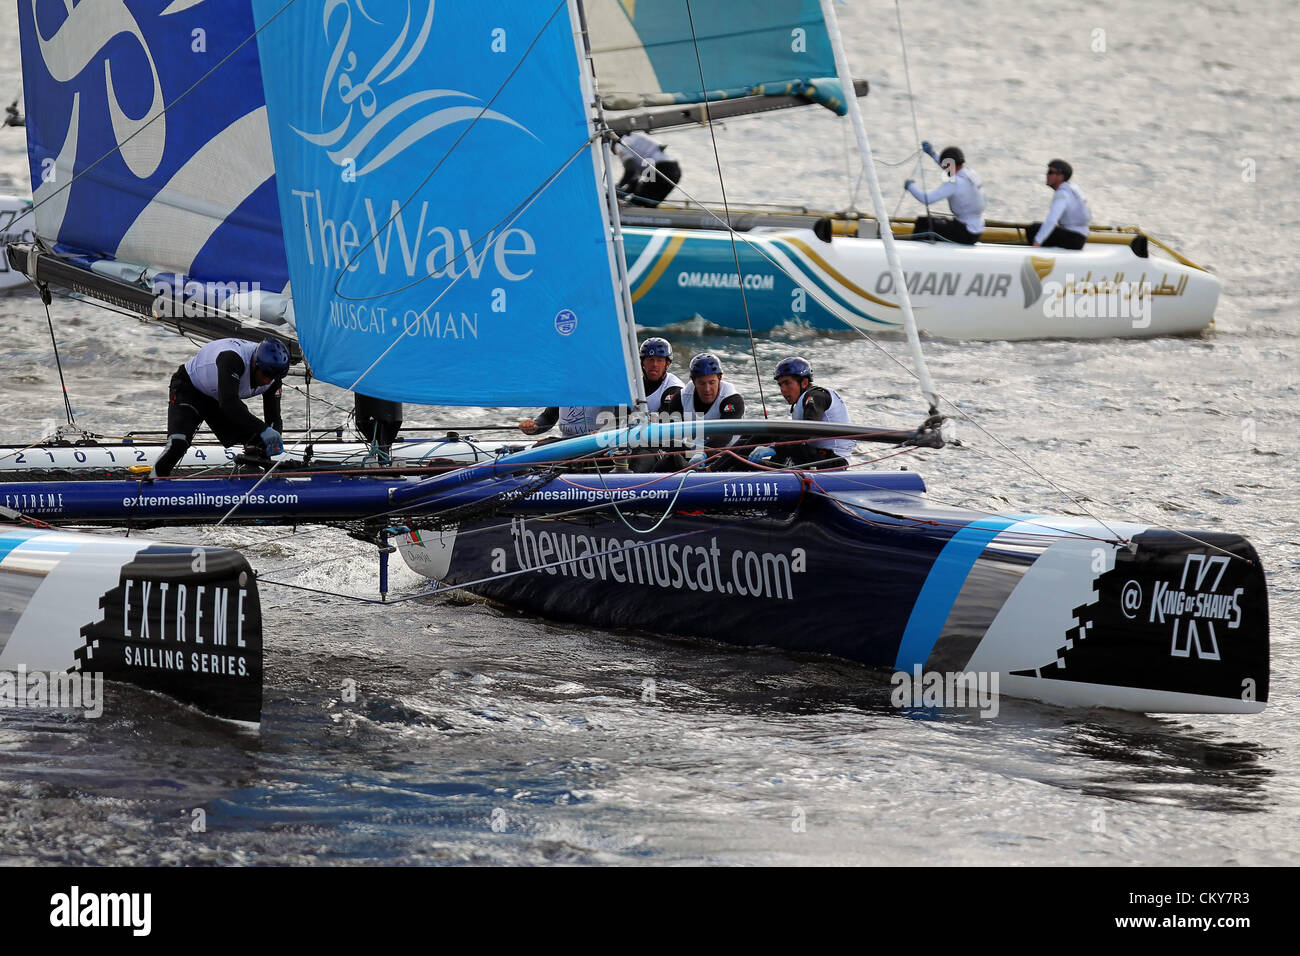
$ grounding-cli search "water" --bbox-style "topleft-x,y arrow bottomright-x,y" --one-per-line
0,1 -> 1296,866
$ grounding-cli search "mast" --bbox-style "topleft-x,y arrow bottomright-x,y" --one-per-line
818,0 -> 939,415
574,0 -> 649,420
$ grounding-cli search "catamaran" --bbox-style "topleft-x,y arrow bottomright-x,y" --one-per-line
0,0 -> 1267,723
587,1 -> 1220,340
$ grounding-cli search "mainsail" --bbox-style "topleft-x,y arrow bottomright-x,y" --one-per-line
17,1 -> 290,327
250,0 -> 638,406
585,0 -> 847,113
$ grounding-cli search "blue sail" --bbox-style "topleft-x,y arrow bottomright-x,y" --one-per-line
17,1 -> 288,296
250,0 -> 639,407
586,0 -> 843,112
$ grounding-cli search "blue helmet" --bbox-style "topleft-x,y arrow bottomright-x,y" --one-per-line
689,352 -> 724,378
773,356 -> 813,382
252,338 -> 291,379
639,337 -> 672,359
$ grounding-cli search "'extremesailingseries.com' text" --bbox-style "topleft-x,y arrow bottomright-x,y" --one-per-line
120,492 -> 301,508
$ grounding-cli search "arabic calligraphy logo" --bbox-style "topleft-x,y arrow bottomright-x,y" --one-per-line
294,1 -> 535,178
1018,256 -> 1054,308
32,0 -> 166,181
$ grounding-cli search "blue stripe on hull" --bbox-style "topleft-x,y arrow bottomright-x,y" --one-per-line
0,528 -> 47,562
893,517 -> 1019,670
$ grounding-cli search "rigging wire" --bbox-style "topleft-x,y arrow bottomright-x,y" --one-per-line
214,459 -> 284,528
894,0 -> 931,221
40,290 -> 76,427
684,0 -> 770,418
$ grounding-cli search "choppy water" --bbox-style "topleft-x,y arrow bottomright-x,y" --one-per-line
0,1 -> 1296,866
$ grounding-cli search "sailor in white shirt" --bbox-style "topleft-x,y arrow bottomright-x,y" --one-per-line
628,337 -> 685,472
904,144 -> 986,244
1032,159 -> 1091,249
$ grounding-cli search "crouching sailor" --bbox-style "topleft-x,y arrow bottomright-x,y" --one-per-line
750,356 -> 854,469
152,337 -> 290,477
656,352 -> 744,469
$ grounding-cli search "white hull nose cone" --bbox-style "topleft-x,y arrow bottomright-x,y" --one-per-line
0,526 -> 262,725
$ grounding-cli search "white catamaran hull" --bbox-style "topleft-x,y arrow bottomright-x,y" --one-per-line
0,524 -> 262,724
0,437 -> 516,476
624,226 -> 1219,340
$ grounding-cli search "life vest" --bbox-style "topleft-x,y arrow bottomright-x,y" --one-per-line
184,338 -> 276,401
680,380 -> 741,446
646,371 -> 684,412
790,385 -> 855,458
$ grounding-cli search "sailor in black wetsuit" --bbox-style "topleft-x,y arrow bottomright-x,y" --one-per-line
749,356 -> 854,469
656,352 -> 744,469
614,132 -> 681,207
152,337 -> 290,477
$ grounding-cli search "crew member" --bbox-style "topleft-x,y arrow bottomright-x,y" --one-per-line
656,352 -> 744,468
152,337 -> 290,477
638,337 -> 684,413
355,392 -> 403,458
518,405 -> 606,439
750,356 -> 854,469
1030,159 -> 1091,249
904,143 -> 986,244
627,337 -> 686,472
614,131 -> 681,207
517,338 -> 688,444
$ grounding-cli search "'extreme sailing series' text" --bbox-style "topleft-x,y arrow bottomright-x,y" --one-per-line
118,578 -> 253,678
506,518 -> 806,599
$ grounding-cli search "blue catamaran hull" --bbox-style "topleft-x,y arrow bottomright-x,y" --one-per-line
393,471 -> 1268,713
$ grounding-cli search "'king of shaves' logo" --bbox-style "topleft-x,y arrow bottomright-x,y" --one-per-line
1123,553 -> 1244,660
